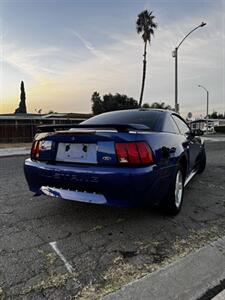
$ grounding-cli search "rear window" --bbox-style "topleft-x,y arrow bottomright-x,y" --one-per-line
163,115 -> 179,134
82,110 -> 162,130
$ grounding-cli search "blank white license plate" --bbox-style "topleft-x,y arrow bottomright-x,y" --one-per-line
56,143 -> 97,164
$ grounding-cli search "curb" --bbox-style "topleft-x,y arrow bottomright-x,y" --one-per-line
0,148 -> 30,157
212,290 -> 225,300
102,236 -> 225,300
202,137 -> 225,142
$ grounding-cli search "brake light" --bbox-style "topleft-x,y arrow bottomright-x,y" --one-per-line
31,141 -> 40,160
31,140 -> 53,160
127,143 -> 140,164
137,142 -> 153,164
115,143 -> 128,163
115,142 -> 154,165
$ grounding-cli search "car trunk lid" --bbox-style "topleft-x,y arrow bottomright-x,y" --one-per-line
34,124 -> 152,165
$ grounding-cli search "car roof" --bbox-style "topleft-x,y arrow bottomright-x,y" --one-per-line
137,108 -> 174,114
98,108 -> 173,115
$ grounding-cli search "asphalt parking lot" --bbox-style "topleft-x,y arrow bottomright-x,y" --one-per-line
0,139 -> 225,299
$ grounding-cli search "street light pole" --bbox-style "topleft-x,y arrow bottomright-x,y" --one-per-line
198,84 -> 209,134
173,22 -> 207,113
174,47 -> 178,113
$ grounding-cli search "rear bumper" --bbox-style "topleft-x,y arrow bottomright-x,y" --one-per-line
24,159 -> 172,207
40,186 -> 107,204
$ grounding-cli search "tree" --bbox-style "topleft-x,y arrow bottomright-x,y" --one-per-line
150,102 -> 172,110
91,91 -> 103,115
142,102 -> 172,109
15,81 -> 27,114
91,92 -> 138,115
142,103 -> 150,108
136,10 -> 157,107
208,111 -> 224,119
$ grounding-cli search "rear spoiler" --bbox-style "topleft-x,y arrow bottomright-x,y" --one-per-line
37,123 -> 151,133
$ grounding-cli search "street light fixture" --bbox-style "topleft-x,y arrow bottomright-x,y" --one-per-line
198,84 -> 209,133
173,22 -> 207,113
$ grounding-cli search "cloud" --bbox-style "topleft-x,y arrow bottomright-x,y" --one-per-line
0,40 -> 84,81
0,43 -> 65,79
1,6 -> 224,117
70,30 -> 111,62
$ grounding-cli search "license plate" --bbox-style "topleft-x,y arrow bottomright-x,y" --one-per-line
56,143 -> 97,164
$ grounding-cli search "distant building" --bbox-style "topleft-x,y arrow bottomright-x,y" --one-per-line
189,119 -> 225,133
0,112 -> 92,143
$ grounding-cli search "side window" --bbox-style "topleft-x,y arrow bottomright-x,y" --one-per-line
163,115 -> 179,134
172,115 -> 190,135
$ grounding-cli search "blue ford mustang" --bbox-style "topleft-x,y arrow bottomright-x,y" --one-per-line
24,109 -> 206,215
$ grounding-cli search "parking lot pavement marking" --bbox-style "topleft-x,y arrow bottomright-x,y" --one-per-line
49,241 -> 81,289
49,241 -> 74,274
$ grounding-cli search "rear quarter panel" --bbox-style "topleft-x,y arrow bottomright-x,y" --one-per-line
136,131 -> 189,203
136,131 -> 187,167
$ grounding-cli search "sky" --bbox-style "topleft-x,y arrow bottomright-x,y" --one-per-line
0,0 -> 224,118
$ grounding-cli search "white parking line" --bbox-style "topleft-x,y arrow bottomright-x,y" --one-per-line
49,241 -> 81,288
49,241 -> 74,274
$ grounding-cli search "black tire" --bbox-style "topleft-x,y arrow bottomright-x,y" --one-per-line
162,166 -> 184,216
197,148 -> 206,174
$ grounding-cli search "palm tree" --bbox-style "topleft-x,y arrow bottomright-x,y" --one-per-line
136,10 -> 157,107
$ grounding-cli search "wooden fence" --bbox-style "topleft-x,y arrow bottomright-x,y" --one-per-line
0,118 -> 85,143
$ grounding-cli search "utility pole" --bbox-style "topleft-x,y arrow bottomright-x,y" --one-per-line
198,85 -> 209,134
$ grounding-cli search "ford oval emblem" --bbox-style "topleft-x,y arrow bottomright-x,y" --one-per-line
102,156 -> 112,161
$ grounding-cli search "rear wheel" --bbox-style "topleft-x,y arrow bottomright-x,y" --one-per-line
197,148 -> 206,174
162,166 -> 184,215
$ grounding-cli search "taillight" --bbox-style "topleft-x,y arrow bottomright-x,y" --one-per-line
115,143 -> 129,163
136,142 -> 153,164
127,143 -> 140,164
31,141 -> 40,160
31,140 -> 52,160
115,142 -> 154,165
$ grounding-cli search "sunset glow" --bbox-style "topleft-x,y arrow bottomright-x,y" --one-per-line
0,0 -> 224,117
